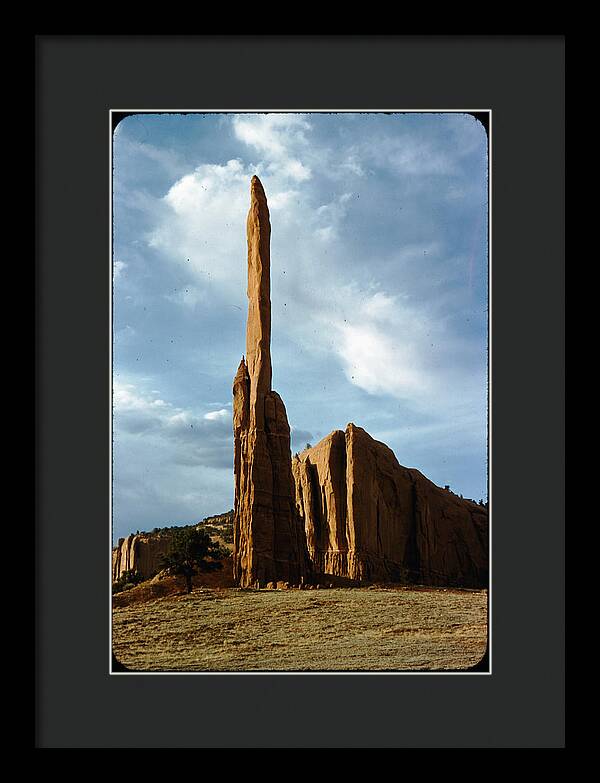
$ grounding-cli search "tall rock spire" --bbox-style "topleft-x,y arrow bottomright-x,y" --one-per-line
245,175 -> 272,426
232,176 -> 309,588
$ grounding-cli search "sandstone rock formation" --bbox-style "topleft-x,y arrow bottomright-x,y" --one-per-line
112,532 -> 172,583
292,424 -> 488,588
232,176 -> 309,588
231,177 -> 487,589
112,511 -> 234,583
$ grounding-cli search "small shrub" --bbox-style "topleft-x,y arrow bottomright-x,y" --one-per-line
112,569 -> 144,594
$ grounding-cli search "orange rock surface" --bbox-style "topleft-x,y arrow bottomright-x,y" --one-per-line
232,177 -> 309,588
112,533 -> 172,582
293,424 -> 488,587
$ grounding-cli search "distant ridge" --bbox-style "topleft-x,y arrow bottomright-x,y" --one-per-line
112,510 -> 233,583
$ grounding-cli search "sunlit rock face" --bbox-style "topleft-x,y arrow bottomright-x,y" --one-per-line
232,177 -> 309,588
233,177 -> 488,590
293,424 -> 488,588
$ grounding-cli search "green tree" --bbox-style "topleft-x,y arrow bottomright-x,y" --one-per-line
112,569 -> 144,594
160,527 -> 225,594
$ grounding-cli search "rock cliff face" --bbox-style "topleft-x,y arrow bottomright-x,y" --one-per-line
232,176 -> 309,588
112,533 -> 172,583
292,424 -> 488,588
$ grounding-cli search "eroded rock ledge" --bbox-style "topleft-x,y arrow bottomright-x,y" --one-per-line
292,424 -> 488,588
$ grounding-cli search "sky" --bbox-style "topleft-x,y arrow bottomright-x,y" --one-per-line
112,112 -> 488,543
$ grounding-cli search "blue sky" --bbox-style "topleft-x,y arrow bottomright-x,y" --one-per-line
112,112 -> 488,543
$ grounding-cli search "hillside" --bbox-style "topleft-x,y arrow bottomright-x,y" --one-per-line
112,510 -> 233,584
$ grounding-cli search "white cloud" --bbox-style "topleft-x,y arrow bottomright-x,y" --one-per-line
267,189 -> 300,210
114,134 -> 187,179
233,114 -> 313,182
113,382 -> 148,411
114,380 -> 232,461
146,158 -> 251,293
233,114 -> 310,156
143,142 -> 350,306
328,289 -> 430,400
280,158 -> 311,182
313,192 -> 353,241
203,408 -> 229,421
112,378 -> 235,535
346,160 -> 364,176
366,129 -> 458,177
361,291 -> 398,321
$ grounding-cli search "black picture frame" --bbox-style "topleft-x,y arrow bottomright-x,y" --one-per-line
35,34 -> 564,748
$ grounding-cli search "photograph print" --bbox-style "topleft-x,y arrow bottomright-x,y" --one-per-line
111,111 -> 489,673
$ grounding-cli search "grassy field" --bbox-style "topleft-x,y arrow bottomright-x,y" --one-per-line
112,586 -> 487,672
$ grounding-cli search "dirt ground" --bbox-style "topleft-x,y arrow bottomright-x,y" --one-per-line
112,586 -> 488,672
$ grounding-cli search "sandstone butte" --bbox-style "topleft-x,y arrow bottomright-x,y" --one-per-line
233,176 -> 489,590
293,426 -> 488,587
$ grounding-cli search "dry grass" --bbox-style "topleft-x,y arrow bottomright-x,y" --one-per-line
112,565 -> 234,609
112,586 -> 487,672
